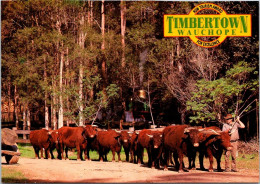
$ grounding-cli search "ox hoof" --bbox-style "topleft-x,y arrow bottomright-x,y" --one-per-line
209,169 -> 213,172
112,160 -> 115,163
178,170 -> 184,173
151,167 -> 155,169
119,160 -> 122,163
77,159 -> 80,161
164,168 -> 168,171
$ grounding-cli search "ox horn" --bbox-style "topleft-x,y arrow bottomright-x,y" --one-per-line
147,134 -> 153,138
184,128 -> 190,133
198,128 -> 205,131
115,130 -> 121,133
92,125 -> 98,127
208,129 -> 220,135
135,131 -> 140,135
160,135 -> 162,138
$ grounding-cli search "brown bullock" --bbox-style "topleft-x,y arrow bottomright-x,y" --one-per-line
57,127 -> 89,161
163,125 -> 200,172
29,129 -> 52,159
197,126 -> 232,172
146,131 -> 163,169
97,129 -> 121,162
49,130 -> 59,159
120,131 -> 131,162
130,131 -> 139,163
137,129 -> 163,168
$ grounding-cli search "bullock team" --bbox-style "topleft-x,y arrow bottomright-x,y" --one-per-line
29,124 -> 232,173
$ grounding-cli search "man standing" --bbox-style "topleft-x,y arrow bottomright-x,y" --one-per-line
222,114 -> 245,172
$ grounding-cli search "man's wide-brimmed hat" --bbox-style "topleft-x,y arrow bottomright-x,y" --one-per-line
224,114 -> 233,120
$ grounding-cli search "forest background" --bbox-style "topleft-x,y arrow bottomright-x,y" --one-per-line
1,1 -> 259,141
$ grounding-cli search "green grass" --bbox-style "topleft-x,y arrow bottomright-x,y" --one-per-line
1,168 -> 28,183
236,152 -> 259,170
17,143 -> 35,158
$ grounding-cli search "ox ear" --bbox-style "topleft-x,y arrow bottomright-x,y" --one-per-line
146,134 -> 153,138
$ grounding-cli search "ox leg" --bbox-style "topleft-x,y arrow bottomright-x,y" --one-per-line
99,150 -> 103,162
199,151 -> 206,170
117,151 -> 121,162
45,148 -> 50,159
138,147 -> 144,165
86,148 -> 90,160
50,150 -> 55,159
65,147 -> 69,160
76,145 -> 81,161
125,148 -> 129,162
59,143 -> 64,160
177,152 -> 184,173
216,155 -> 222,171
147,149 -> 152,167
40,148 -> 44,159
84,149 -> 89,161
173,153 -> 180,171
188,153 -> 196,170
207,149 -> 214,172
33,147 -> 40,159
130,149 -> 134,163
112,150 -> 116,162
163,150 -> 169,171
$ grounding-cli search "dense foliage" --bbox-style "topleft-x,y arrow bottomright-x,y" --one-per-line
1,1 -> 259,138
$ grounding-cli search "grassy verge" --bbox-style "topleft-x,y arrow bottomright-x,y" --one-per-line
1,167 -> 28,183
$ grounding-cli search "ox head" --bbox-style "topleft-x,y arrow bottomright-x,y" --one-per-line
120,131 -> 130,144
84,125 -> 97,139
147,132 -> 163,149
47,130 -> 59,144
217,130 -> 232,151
183,127 -> 201,147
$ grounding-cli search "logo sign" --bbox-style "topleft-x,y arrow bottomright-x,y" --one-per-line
164,3 -> 252,48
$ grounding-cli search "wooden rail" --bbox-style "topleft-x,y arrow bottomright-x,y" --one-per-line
12,128 -> 31,144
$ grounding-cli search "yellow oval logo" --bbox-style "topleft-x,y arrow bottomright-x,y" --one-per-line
164,3 -> 252,48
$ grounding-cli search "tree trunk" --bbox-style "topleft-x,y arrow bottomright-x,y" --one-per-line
26,108 -> 31,130
65,47 -> 70,127
121,0 -> 126,68
101,0 -> 107,101
58,50 -> 64,128
256,99 -> 259,142
14,85 -> 19,129
44,56 -> 49,130
78,14 -> 86,127
8,82 -> 11,122
52,78 -> 58,130
22,104 -> 26,139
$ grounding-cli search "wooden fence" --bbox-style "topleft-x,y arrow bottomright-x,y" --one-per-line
12,127 -> 31,144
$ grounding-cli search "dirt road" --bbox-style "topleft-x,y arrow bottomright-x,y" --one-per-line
2,157 -> 259,183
